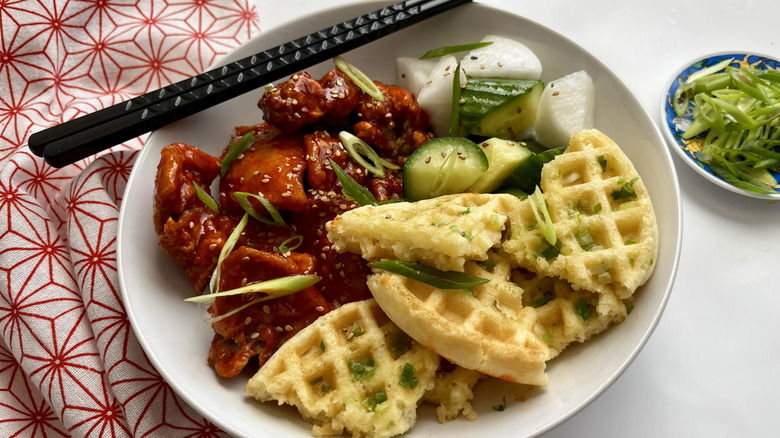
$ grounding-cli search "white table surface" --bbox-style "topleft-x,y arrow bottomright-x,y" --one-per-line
254,1 -> 780,436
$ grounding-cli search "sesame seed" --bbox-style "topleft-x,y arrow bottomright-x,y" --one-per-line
253,171 -> 260,176
275,326 -> 283,332
284,325 -> 293,332
237,154 -> 244,160
292,74 -> 299,80
315,306 -> 325,312
242,256 -> 250,262
459,98 -> 465,104
458,155 -> 467,160
241,277 -> 248,286
441,151 -> 446,157
293,112 -> 301,119
385,214 -> 392,219
552,91 -> 560,96
470,55 -> 478,60
385,112 -> 392,118
261,178 -> 270,183
250,332 -> 260,339
291,98 -> 298,105
321,253 -> 327,260
244,317 -> 252,325
445,65 -> 451,71
318,212 -> 326,217
209,243 -> 217,250
263,305 -> 270,314
550,82 -> 555,88
498,61 -> 504,67
335,263 -> 343,269
425,156 -> 431,164
479,64 -> 485,69
339,271 -> 346,278
281,192 -> 291,198
189,221 -> 194,229
322,246 -> 331,252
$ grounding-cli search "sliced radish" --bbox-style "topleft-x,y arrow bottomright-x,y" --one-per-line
416,55 -> 461,137
461,35 -> 542,80
533,70 -> 595,149
396,57 -> 436,96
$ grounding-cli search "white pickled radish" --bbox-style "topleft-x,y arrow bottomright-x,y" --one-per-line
416,55 -> 462,137
533,70 -> 595,149
396,57 -> 437,96
461,35 -> 542,80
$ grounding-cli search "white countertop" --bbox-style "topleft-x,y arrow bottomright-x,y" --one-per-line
254,1 -> 780,436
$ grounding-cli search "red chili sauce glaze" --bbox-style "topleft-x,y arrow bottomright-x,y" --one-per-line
153,69 -> 433,377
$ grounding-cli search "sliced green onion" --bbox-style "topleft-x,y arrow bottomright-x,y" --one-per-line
449,62 -> 462,137
187,274 -> 320,304
398,363 -> 419,389
528,186 -> 556,246
208,213 -> 248,294
369,260 -> 488,290
338,131 -> 399,177
575,297 -> 592,320
329,158 -> 379,206
278,235 -> 303,253
419,41 -> 493,59
349,356 -> 376,381
684,57 -> 732,84
192,182 -> 218,213
611,177 -> 638,201
220,131 -> 256,177
234,191 -> 286,226
334,56 -> 384,101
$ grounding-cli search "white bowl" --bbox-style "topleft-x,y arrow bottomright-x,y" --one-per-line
660,51 -> 780,200
118,2 -> 682,437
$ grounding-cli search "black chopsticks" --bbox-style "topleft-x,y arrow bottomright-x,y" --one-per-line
27,0 -> 472,168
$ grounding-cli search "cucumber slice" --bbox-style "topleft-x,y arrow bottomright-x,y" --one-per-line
403,137 -> 488,201
499,147 -> 566,194
468,138 -> 533,193
459,78 -> 544,139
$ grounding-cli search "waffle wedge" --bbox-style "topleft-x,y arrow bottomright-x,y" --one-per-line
326,193 -> 512,272
368,252 -> 551,385
503,129 -> 658,299
245,299 -> 439,438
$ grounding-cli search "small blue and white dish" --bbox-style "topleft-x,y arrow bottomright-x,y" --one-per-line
661,52 -> 780,200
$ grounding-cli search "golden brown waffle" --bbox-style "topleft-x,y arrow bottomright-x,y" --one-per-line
367,251 -> 551,386
422,365 -> 483,423
503,129 -> 658,299
244,299 -> 439,438
512,270 -> 628,358
326,194 -> 513,272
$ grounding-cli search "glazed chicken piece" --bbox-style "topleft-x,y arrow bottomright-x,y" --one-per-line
258,69 -> 360,133
219,124 -> 308,214
207,247 -> 332,377
352,81 -> 433,156
154,143 -> 235,292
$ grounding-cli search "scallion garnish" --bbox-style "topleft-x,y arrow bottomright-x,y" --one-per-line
673,59 -> 780,194
419,41 -> 493,60
369,260 -> 488,290
278,235 -> 303,253
611,177 -> 638,201
333,56 -> 384,101
187,274 -> 320,304
398,363 -> 419,389
329,158 -> 379,206
220,131 -> 256,177
192,182 -> 218,213
348,356 -> 376,381
234,191 -> 286,226
208,213 -> 248,294
575,297 -> 592,320
528,186 -> 556,246
492,396 -> 507,412
449,62 -> 462,137
338,131 -> 399,177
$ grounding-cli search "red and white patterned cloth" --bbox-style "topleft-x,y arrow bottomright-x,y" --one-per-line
0,2 -> 261,436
